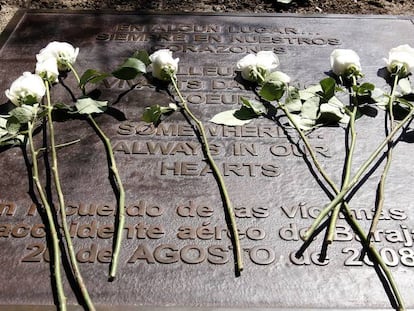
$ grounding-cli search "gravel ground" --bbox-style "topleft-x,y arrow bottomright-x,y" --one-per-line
1,0 -> 414,34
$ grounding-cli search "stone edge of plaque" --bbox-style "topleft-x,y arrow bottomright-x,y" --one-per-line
0,306 -> 404,311
0,10 -> 26,50
1,9 -> 414,311
1,9 -> 414,50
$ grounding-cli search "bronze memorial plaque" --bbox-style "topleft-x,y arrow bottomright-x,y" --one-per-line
1,10 -> 414,310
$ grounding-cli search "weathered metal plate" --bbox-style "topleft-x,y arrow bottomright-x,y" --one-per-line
1,10 -> 414,310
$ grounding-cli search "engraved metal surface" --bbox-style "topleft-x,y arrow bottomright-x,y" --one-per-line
1,10 -> 414,310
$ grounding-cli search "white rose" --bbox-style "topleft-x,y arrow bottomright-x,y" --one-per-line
35,58 -> 59,83
5,72 -> 46,106
149,49 -> 179,81
36,41 -> 79,71
268,71 -> 291,84
236,54 -> 257,81
384,44 -> 414,77
255,51 -> 280,72
236,51 -> 280,82
330,49 -> 361,77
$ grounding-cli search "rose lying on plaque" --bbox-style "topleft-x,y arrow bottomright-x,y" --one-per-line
140,48 -> 244,274
210,46 -> 414,310
0,42 -> 152,311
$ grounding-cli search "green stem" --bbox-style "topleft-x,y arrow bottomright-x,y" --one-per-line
67,63 -> 82,91
45,81 -> 95,310
28,119 -> 67,311
68,62 -> 125,280
302,103 -> 414,241
55,139 -> 81,149
255,70 -> 266,84
38,139 -> 81,153
327,78 -> 358,243
342,203 -> 405,310
369,75 -> 399,236
327,106 -> 357,243
278,102 -> 405,310
88,115 -> 125,280
170,74 -> 243,273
